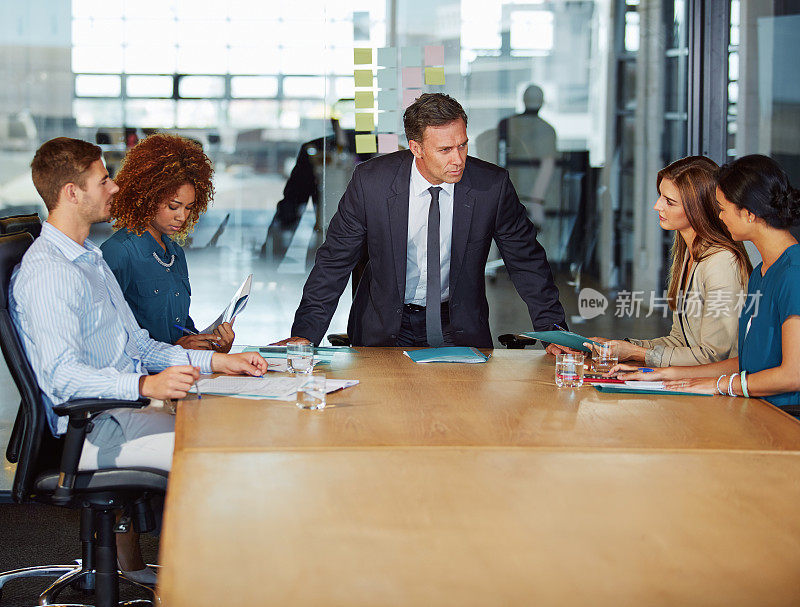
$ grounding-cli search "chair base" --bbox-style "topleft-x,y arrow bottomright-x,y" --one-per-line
0,562 -> 158,606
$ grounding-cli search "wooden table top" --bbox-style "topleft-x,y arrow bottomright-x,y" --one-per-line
158,449 -> 800,607
175,348 -> 800,452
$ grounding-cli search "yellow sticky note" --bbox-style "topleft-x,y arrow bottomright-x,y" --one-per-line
355,134 -> 377,154
355,112 -> 375,132
354,91 -> 374,109
425,67 -> 445,85
354,69 -> 373,88
354,48 -> 372,65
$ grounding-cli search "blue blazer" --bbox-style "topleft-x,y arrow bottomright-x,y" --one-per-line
291,150 -> 566,347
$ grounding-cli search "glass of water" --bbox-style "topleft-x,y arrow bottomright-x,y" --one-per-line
594,342 -> 619,374
296,373 -> 327,410
287,343 -> 314,374
555,352 -> 585,388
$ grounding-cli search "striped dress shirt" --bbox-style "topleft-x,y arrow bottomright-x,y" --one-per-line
9,222 -> 212,437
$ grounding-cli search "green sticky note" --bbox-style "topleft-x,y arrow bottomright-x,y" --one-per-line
355,112 -> 375,132
354,47 -> 372,64
424,67 -> 445,85
354,91 -> 374,109
355,134 -> 377,154
354,69 -> 373,88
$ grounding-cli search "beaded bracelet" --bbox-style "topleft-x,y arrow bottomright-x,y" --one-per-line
727,373 -> 737,397
716,375 -> 728,395
740,370 -> 749,398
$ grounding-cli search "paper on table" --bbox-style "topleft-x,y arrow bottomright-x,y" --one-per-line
624,381 -> 666,390
190,376 -> 359,400
201,274 -> 252,334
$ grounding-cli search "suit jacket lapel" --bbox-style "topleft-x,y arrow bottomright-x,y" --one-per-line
450,168 -> 476,296
387,152 -> 413,301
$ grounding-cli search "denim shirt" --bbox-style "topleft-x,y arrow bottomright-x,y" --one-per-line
100,228 -> 196,344
738,243 -> 800,409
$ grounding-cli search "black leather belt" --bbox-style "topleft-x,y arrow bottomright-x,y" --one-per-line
403,302 -> 449,313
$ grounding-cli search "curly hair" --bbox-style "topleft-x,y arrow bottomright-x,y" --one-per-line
110,134 -> 214,239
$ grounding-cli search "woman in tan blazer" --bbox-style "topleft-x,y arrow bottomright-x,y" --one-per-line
593,156 -> 752,367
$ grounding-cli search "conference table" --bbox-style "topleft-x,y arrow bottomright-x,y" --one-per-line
157,349 -> 800,606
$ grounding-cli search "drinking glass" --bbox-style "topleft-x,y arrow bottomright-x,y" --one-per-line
296,373 -> 327,410
594,343 -> 619,374
287,343 -> 314,374
555,352 -> 585,388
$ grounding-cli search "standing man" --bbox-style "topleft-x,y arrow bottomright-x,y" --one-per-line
10,137 -> 267,584
289,93 -> 567,350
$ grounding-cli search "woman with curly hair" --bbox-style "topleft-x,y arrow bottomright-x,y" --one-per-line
100,133 -> 234,352
611,155 -> 800,415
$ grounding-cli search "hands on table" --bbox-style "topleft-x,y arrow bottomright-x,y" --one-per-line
602,363 -> 721,394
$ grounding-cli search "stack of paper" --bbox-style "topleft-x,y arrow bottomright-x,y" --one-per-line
190,376 -> 359,400
594,380 -> 711,397
403,347 -> 489,364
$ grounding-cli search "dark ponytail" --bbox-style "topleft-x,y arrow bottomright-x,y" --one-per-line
716,154 -> 800,229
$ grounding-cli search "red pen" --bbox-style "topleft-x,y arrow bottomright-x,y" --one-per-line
583,377 -> 625,384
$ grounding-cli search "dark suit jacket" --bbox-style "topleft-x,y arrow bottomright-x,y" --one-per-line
291,149 -> 566,347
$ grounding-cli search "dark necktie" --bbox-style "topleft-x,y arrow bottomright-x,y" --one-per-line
426,186 -> 444,347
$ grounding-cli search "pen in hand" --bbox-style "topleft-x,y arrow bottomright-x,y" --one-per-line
174,323 -> 220,349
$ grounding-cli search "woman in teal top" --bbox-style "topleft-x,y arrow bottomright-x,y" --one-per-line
100,133 -> 234,352
610,155 -> 800,415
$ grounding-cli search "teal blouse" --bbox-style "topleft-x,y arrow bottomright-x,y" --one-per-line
100,228 -> 196,344
738,243 -> 800,410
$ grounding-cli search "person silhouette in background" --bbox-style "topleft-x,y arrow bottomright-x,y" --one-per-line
264,99 -> 375,262
498,84 -> 557,230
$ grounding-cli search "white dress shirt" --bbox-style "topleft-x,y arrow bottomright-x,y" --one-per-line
9,222 -> 213,437
404,158 -> 455,305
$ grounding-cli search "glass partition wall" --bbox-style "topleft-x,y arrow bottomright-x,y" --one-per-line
0,0 -> 702,490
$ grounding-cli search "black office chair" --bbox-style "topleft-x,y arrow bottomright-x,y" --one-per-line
0,213 -> 42,238
0,232 -> 165,607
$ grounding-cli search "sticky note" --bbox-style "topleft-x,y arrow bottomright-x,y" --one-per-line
354,69 -> 373,88
377,68 -> 397,90
377,89 -> 398,111
354,48 -> 372,65
354,112 -> 375,132
424,45 -> 444,66
403,89 -> 421,110
377,47 -> 397,68
355,134 -> 377,154
378,133 -> 399,154
402,67 -> 423,89
377,110 -> 398,132
424,67 -> 445,86
401,46 -> 423,66
354,91 -> 374,109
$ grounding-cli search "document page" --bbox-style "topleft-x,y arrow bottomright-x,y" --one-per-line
201,274 -> 253,334
190,376 -> 359,400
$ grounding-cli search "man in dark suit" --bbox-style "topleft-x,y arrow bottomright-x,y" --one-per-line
289,93 -> 567,350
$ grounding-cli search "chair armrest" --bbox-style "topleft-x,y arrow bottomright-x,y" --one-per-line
498,334 -> 538,349
51,397 -> 149,506
327,333 -> 351,347
53,397 -> 150,417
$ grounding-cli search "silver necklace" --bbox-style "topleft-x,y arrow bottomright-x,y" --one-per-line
152,251 -> 176,268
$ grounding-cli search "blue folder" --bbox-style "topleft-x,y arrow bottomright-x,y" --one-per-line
404,347 -> 490,363
521,330 -> 601,353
